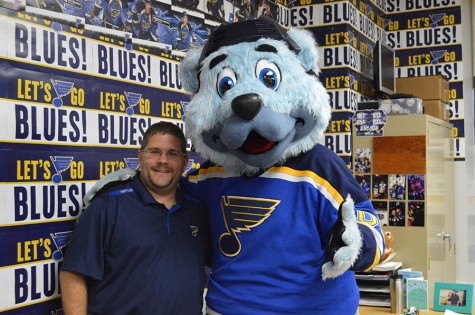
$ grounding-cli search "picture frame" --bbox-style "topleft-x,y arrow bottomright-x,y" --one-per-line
433,282 -> 473,314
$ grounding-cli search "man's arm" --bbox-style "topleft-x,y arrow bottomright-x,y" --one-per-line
60,271 -> 88,315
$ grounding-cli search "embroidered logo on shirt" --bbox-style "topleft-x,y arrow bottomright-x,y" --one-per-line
190,226 -> 199,237
220,196 -> 280,257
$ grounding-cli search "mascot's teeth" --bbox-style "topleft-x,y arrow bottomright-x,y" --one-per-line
240,131 -> 276,154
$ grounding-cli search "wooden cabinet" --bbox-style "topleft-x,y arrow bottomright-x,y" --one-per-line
352,114 -> 455,305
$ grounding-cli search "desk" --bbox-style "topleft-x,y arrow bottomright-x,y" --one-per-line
359,306 -> 442,314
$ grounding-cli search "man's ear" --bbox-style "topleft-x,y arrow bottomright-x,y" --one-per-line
179,47 -> 203,94
287,28 -> 320,74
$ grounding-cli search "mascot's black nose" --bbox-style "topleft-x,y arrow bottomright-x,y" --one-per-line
231,93 -> 263,120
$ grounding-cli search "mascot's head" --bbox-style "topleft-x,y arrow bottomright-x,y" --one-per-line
180,17 -> 331,175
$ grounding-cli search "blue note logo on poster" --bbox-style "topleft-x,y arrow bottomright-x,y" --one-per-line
50,231 -> 73,260
429,13 -> 449,28
430,49 -> 447,64
180,100 -> 189,121
51,79 -> 75,108
124,92 -> 143,115
50,156 -> 74,183
349,74 -> 356,90
352,109 -> 387,136
124,157 -> 139,170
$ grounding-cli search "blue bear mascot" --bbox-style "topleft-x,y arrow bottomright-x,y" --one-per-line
86,16 -> 384,315
179,17 -> 384,315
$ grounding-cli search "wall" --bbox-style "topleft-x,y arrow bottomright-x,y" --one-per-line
0,4 -> 199,313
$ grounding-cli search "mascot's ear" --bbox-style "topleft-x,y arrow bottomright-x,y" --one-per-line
179,47 -> 203,94
287,28 -> 320,74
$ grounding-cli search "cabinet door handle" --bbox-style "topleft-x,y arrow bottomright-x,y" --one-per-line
436,231 -> 452,251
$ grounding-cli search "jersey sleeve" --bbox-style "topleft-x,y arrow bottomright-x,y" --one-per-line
352,199 -> 385,271
307,146 -> 385,271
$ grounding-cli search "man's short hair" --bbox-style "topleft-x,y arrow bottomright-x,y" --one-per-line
141,121 -> 187,154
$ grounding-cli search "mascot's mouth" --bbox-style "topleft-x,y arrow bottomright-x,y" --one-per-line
240,131 -> 277,154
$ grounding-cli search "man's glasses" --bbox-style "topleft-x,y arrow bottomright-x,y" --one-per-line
140,149 -> 187,160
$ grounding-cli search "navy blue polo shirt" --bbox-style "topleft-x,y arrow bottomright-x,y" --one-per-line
61,173 -> 210,315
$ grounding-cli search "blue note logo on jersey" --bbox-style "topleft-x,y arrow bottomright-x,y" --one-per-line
219,196 -> 280,257
124,92 -> 143,115
51,79 -> 75,108
190,225 -> 199,237
50,231 -> 73,260
430,50 -> 447,65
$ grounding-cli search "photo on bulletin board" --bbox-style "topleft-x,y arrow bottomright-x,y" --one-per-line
26,0 -> 84,16
200,15 -> 221,46
148,0 -> 174,46
233,0 -> 257,22
170,7 -> 205,51
256,0 -> 277,21
84,0 -> 131,31
371,174 -> 388,199
408,174 -> 425,200
172,0 -> 200,12
129,0 -> 173,43
433,282 -> 474,314
1,0 -> 25,10
408,201 -> 425,227
388,201 -> 405,227
389,174 -> 406,200
354,148 -> 372,174
356,175 -> 371,198
372,201 -> 388,226
203,0 -> 226,22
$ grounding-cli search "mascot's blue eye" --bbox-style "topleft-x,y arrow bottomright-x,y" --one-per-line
255,60 -> 281,90
217,67 -> 237,97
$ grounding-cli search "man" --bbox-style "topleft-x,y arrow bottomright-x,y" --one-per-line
60,122 -> 210,315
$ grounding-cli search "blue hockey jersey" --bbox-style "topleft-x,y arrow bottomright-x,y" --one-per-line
187,144 -> 384,314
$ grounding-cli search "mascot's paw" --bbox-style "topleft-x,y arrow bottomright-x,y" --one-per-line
322,195 -> 362,280
84,168 -> 137,207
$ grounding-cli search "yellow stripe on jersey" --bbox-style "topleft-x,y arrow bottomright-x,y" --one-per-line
188,165 -> 345,210
265,166 -> 344,209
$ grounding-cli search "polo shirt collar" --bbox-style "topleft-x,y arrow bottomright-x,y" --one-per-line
131,172 -> 184,208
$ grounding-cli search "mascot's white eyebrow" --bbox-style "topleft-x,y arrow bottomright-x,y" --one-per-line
209,44 -> 278,70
